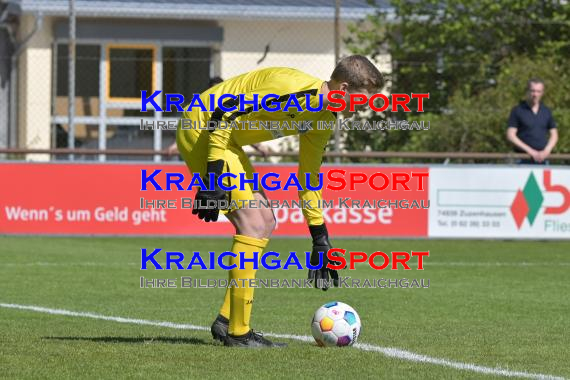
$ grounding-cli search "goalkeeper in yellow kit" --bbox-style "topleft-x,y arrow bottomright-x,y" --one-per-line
176,55 -> 384,348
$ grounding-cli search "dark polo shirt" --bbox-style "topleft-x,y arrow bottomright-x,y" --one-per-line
508,101 -> 556,152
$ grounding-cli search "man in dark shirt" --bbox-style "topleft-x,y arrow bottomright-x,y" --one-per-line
507,78 -> 558,164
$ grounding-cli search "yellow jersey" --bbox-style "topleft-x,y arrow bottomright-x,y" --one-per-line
181,67 -> 337,225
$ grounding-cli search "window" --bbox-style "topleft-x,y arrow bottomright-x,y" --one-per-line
56,44 -> 100,98
162,47 -> 211,113
107,45 -> 156,102
162,47 -> 212,149
55,44 -> 100,117
51,41 -> 215,161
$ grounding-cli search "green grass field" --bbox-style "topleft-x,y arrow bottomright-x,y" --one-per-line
1,236 -> 569,379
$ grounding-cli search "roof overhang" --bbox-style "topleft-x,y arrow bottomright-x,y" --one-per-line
20,1 -> 393,22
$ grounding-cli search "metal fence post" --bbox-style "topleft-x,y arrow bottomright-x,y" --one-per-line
334,0 -> 341,164
67,0 -> 76,160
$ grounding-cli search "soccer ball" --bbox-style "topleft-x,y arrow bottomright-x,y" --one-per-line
311,301 -> 361,347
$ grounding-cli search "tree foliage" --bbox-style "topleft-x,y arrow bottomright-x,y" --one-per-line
344,0 -> 570,156
404,55 -> 570,155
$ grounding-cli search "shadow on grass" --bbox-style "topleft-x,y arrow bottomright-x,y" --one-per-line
43,336 -> 209,345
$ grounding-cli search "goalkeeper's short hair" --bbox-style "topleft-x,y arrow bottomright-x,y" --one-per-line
331,55 -> 384,91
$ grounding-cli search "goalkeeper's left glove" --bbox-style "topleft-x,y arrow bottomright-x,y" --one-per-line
307,223 -> 344,291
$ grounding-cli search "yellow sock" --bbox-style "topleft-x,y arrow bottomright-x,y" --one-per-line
219,237 -> 268,319
219,288 -> 231,320
223,235 -> 268,336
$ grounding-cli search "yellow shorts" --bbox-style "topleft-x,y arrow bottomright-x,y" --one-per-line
176,116 -> 258,214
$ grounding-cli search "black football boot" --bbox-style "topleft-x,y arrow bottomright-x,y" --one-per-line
224,330 -> 287,348
210,314 -> 229,342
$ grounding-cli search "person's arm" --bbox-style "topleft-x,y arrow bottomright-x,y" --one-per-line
251,143 -> 270,158
207,112 -> 234,162
207,85 -> 277,161
298,130 -> 331,226
506,128 -> 541,161
539,115 -> 558,161
506,108 -> 541,162
191,99 -> 236,222
197,86 -> 275,222
166,142 -> 179,156
299,129 -> 342,290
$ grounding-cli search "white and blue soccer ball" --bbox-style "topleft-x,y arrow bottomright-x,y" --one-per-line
311,301 -> 361,347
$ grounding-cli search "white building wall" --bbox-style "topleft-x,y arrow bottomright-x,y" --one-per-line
220,20 -> 341,80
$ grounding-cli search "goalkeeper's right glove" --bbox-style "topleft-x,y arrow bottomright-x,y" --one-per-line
192,160 -> 227,222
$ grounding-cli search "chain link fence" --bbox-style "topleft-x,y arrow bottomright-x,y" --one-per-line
3,2 -> 564,164
1,1 -> 363,163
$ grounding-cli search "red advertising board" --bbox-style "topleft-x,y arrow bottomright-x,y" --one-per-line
0,163 -> 428,237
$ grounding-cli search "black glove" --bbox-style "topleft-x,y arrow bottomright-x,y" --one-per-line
307,224 -> 343,291
192,160 -> 227,222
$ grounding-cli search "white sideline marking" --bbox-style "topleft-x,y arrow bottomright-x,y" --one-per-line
423,262 -> 570,267
0,303 -> 208,332
0,303 -> 565,380
354,262 -> 570,268
1,262 -> 138,267
2,261 -> 570,268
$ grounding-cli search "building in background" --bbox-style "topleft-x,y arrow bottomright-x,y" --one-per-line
0,1 -> 20,153
0,0 -> 390,161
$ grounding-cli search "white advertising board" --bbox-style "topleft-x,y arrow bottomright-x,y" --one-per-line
429,167 -> 570,239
